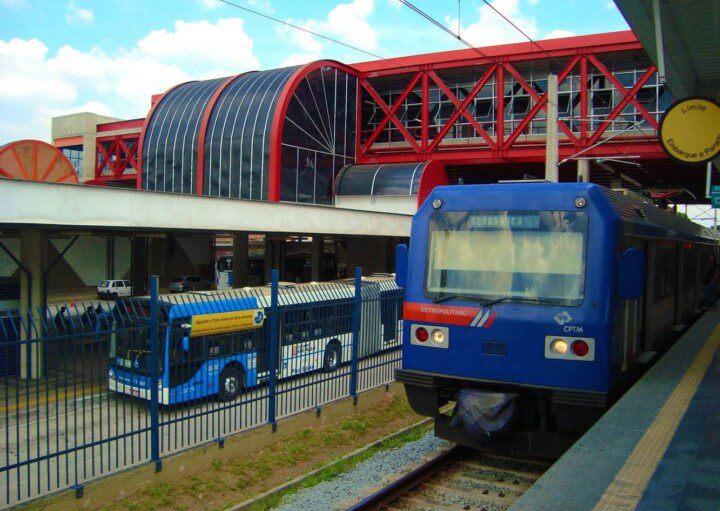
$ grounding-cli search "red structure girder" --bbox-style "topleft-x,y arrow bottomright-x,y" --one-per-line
95,133 -> 139,182
427,66 -> 498,151
356,44 -> 661,167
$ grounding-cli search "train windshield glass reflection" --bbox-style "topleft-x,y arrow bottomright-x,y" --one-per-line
426,211 -> 588,305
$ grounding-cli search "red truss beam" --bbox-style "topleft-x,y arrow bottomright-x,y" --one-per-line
427,65 -> 497,151
356,51 -> 662,165
502,57 -> 580,148
95,133 -> 139,182
360,77 -> 422,154
361,72 -> 421,154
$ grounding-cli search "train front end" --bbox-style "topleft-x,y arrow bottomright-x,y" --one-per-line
395,182 -> 620,454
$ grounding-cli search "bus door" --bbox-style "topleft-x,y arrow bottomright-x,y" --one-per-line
359,283 -> 382,358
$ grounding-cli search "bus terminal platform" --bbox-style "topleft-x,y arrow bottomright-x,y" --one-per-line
512,311 -> 720,511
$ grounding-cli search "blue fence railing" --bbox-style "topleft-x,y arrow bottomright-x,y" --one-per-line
0,268 -> 403,508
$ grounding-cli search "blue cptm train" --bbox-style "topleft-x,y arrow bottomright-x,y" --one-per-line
394,182 -> 718,457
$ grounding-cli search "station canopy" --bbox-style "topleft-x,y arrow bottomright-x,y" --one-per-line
141,62 -> 357,205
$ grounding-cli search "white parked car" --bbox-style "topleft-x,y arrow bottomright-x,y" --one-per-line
97,280 -> 133,299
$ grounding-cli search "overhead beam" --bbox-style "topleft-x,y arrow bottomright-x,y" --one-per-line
0,180 -> 412,237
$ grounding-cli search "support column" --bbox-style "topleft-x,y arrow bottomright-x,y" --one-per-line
232,233 -> 249,288
20,230 -> 45,379
131,236 -> 148,295
263,236 -> 273,285
107,237 -> 116,279
545,73 -> 559,182
311,235 -> 324,282
577,159 -> 590,183
273,238 -> 284,281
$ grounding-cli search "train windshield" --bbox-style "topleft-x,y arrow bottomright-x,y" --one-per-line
426,210 -> 588,306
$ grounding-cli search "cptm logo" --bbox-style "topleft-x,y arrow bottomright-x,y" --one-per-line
554,311 -> 584,333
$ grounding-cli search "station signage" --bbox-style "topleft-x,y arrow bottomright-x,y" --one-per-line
658,97 -> 720,164
190,309 -> 265,337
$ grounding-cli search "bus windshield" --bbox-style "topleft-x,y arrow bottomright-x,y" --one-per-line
110,324 -> 164,374
425,210 -> 588,306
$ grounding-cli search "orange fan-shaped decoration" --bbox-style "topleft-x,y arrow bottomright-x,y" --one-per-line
0,140 -> 79,184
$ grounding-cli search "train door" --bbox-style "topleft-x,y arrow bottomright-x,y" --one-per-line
676,243 -> 698,325
619,237 -> 644,371
644,241 -> 679,353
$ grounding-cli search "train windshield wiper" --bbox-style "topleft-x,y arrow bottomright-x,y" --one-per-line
480,296 -> 514,307
432,293 -> 460,304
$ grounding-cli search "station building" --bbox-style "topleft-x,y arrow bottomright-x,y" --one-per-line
2,30 -> 716,309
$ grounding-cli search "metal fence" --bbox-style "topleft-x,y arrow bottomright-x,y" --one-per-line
0,268 -> 403,508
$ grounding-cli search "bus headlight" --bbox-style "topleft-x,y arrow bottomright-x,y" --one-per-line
551,339 -> 568,355
431,329 -> 445,343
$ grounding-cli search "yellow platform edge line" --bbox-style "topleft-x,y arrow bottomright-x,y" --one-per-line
0,383 -> 105,414
593,318 -> 720,511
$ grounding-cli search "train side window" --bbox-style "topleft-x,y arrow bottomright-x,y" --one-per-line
653,247 -> 677,303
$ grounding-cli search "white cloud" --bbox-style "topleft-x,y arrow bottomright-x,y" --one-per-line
446,0 -> 579,47
388,0 -> 402,8
137,19 -> 259,73
0,18 -> 259,143
542,29 -> 576,39
65,0 -> 94,25
528,0 -> 540,5
446,0 -> 539,47
279,53 -> 318,67
278,0 -> 378,62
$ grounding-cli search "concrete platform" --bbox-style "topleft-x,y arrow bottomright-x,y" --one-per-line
511,311 -> 720,511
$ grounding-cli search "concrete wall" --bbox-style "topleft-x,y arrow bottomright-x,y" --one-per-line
0,238 -> 19,277
345,237 -> 392,276
114,237 -> 131,279
51,112 -> 120,182
335,196 -> 417,215
51,237 -> 107,286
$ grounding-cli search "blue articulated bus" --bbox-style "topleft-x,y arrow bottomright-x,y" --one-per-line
105,279 -> 402,405
394,182 -> 717,457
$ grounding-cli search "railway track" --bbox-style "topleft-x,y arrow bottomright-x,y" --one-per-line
347,445 -> 551,511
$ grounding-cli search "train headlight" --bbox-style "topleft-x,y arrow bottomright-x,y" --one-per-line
551,339 -> 569,355
431,329 -> 445,343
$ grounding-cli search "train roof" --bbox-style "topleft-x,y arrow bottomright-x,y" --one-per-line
427,182 -> 719,245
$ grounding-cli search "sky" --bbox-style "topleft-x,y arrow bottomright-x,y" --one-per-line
0,0 -> 629,144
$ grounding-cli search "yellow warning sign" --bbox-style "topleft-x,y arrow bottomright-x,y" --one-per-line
659,97 -> 720,164
190,309 -> 265,337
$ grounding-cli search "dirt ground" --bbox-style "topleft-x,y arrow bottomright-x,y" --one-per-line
31,392 -> 422,511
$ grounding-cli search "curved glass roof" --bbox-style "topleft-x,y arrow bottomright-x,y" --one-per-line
203,67 -> 297,200
280,66 -> 358,204
335,162 -> 428,196
141,63 -> 358,204
142,78 -> 227,194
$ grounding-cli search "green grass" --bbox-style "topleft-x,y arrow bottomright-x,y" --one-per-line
249,422 -> 431,511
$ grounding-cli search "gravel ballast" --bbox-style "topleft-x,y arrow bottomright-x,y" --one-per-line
275,431 -> 451,510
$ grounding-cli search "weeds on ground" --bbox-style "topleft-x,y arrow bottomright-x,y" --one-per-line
100,393 -> 417,511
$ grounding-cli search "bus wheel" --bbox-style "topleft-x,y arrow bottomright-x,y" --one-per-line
219,366 -> 243,401
323,343 -> 341,372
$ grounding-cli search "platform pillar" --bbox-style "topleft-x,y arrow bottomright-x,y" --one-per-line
311,235 -> 324,282
20,230 -> 45,380
577,159 -> 590,183
131,236 -> 148,295
232,233 -> 249,288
